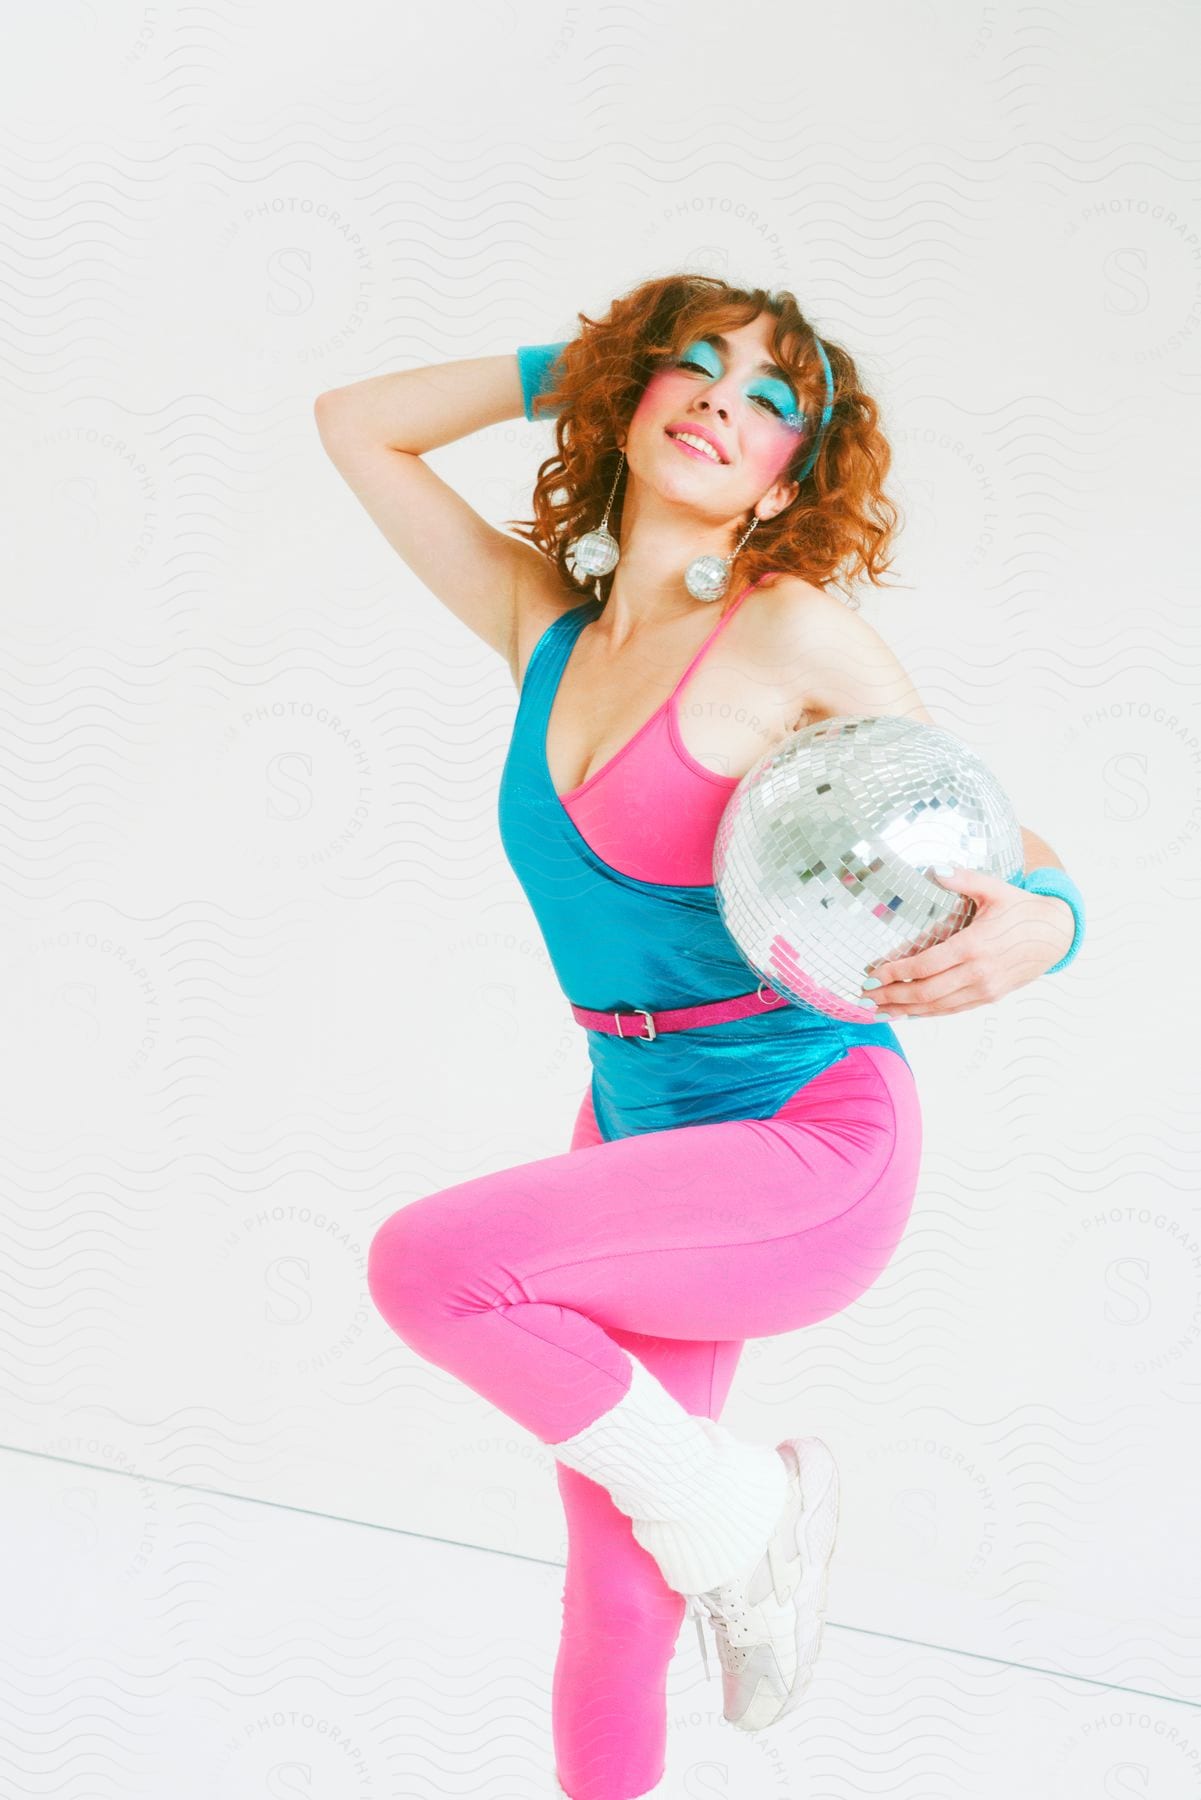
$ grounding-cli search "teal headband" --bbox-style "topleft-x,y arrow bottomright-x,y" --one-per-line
794,336 -> 834,482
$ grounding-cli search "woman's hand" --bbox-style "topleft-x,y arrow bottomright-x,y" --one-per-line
861,867 -> 1076,1019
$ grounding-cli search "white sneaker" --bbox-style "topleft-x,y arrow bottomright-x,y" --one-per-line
685,1436 -> 840,1733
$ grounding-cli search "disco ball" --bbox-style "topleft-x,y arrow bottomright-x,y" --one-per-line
565,529 -> 620,580
713,715 -> 1024,1025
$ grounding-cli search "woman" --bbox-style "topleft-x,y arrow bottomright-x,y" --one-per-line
314,275 -> 1084,1800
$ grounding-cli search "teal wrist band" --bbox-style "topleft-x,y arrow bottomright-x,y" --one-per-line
516,341 -> 571,422
1009,864 -> 1085,974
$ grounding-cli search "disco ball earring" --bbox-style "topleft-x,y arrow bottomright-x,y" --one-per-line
684,513 -> 760,603
564,447 -> 763,602
565,451 -> 625,584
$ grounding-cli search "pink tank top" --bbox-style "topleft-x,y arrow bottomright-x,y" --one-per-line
557,575 -> 771,886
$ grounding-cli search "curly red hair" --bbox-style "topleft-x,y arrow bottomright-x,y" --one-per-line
505,274 -> 906,614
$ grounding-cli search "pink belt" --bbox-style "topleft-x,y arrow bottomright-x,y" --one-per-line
570,980 -> 789,1042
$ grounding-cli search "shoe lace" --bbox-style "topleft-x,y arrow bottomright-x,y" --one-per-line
685,1594 -> 719,1683
686,1537 -> 792,1684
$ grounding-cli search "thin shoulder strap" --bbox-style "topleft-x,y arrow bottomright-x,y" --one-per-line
673,571 -> 773,689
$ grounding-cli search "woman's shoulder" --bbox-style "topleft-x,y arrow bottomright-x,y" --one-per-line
730,572 -> 841,705
746,571 -> 934,728
510,557 -> 594,689
745,570 -> 849,635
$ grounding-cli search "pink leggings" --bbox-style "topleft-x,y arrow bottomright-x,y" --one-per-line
366,1042 -> 922,1800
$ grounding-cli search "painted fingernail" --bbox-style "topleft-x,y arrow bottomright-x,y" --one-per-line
931,862 -> 955,876
861,976 -> 882,990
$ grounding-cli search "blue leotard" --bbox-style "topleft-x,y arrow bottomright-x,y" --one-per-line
498,592 -> 909,1142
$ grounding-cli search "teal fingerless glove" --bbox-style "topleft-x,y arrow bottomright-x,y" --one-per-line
516,340 -> 571,422
1009,864 -> 1085,974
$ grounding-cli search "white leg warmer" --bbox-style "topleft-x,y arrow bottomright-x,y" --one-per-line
548,1355 -> 789,1595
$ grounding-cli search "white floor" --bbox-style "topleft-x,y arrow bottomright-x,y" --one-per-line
3,1443 -> 1194,1800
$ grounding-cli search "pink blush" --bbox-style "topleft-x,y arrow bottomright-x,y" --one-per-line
635,369 -> 680,413
742,430 -> 799,487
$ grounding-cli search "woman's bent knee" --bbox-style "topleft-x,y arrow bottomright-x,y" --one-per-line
367,1190 -> 499,1349
366,1207 -> 409,1324
366,1204 -> 451,1342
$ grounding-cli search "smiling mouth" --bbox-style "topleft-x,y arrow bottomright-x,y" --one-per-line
665,428 -> 726,465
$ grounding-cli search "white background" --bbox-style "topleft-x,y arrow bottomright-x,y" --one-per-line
3,0 -> 1199,1793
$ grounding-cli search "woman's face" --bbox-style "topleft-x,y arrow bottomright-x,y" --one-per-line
623,313 -> 809,521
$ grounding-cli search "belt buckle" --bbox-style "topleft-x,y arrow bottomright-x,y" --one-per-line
614,1007 -> 657,1042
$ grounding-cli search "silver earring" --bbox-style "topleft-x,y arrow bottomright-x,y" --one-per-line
566,451 -> 625,586
564,449 -> 762,604
684,514 -> 761,603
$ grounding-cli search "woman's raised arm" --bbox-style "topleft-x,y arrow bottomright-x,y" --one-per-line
313,354 -> 564,674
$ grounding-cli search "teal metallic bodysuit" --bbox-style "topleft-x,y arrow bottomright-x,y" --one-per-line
498,598 -> 909,1142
